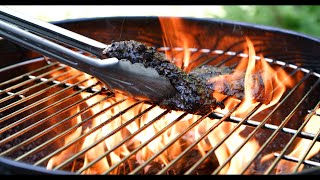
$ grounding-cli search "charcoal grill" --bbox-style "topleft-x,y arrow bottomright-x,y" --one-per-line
0,16 -> 319,175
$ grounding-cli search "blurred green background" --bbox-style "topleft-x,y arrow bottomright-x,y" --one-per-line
5,5 -> 320,38
216,6 -> 320,38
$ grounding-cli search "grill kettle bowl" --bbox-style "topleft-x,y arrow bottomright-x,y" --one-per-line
0,9 -> 320,175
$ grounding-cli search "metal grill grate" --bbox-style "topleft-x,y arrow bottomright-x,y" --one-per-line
0,46 -> 319,175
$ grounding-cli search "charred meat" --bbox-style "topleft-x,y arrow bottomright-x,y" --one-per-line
103,40 -> 221,115
103,40 -> 266,115
190,65 -> 265,102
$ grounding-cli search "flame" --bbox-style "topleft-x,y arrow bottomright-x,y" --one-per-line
210,38 -> 294,119
46,107 -> 82,170
45,18 -> 314,175
159,17 -> 192,71
275,108 -> 320,174
203,38 -> 296,174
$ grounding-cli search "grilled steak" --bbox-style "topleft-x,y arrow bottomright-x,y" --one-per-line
103,40 -> 265,115
103,40 -> 221,115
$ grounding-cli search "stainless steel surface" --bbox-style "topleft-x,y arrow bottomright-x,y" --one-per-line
0,7 -> 176,103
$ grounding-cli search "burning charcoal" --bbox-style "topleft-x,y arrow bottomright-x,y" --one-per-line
164,149 -> 219,175
117,158 -> 141,175
144,161 -> 164,175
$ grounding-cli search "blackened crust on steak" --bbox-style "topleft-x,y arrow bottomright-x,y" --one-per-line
190,65 -> 245,99
103,40 -> 221,115
189,65 -> 233,82
191,65 -> 266,103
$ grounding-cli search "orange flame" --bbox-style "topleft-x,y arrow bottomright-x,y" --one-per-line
46,17 -> 313,175
210,38 -> 294,119
159,17 -> 192,71
275,108 -> 320,174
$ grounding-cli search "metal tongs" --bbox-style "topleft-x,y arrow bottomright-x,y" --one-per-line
0,6 -> 176,102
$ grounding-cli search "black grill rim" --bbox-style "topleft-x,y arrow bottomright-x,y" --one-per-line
0,156 -> 73,175
50,16 -> 320,43
51,16 -> 320,74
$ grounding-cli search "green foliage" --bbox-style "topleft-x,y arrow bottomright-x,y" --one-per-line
208,6 -> 320,38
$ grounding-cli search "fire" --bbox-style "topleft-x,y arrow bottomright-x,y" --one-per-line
45,18 -> 315,175
228,37 -> 293,118
159,17 -> 192,71
274,107 -> 320,174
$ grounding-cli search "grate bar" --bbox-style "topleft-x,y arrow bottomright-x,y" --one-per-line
0,43 -> 319,175
194,39 -> 247,68
214,50 -> 244,67
265,100 -> 320,174
102,109 -> 172,175
292,112 -> 320,172
211,68 -> 303,174
154,111 -> 213,175
0,91 -> 25,99
33,97 -> 130,166
308,110 -> 320,116
184,102 -> 258,175
0,75 -> 94,126
118,111 -> 185,175
187,49 -> 211,66
159,46 -> 319,77
0,65 -> 66,103
0,61 -> 59,87
0,89 -> 103,156
12,81 -> 102,160
19,95 -> 121,163
0,69 -> 78,113
28,96 -> 125,164
26,74 -> 101,93
108,111 -> 187,174
240,73 -> 319,174
61,102 -> 168,171
187,36 -> 223,66
128,111 -> 189,175
75,104 -> 157,174
50,100 -> 142,170
211,113 -> 318,142
0,75 -> 92,135
70,108 -> 170,174
208,65 -> 307,129
274,153 -> 320,167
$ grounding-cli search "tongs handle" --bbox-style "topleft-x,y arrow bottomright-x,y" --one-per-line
0,17 -> 111,74
0,6 -> 108,58
0,6 -> 177,102
0,6 -> 116,75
